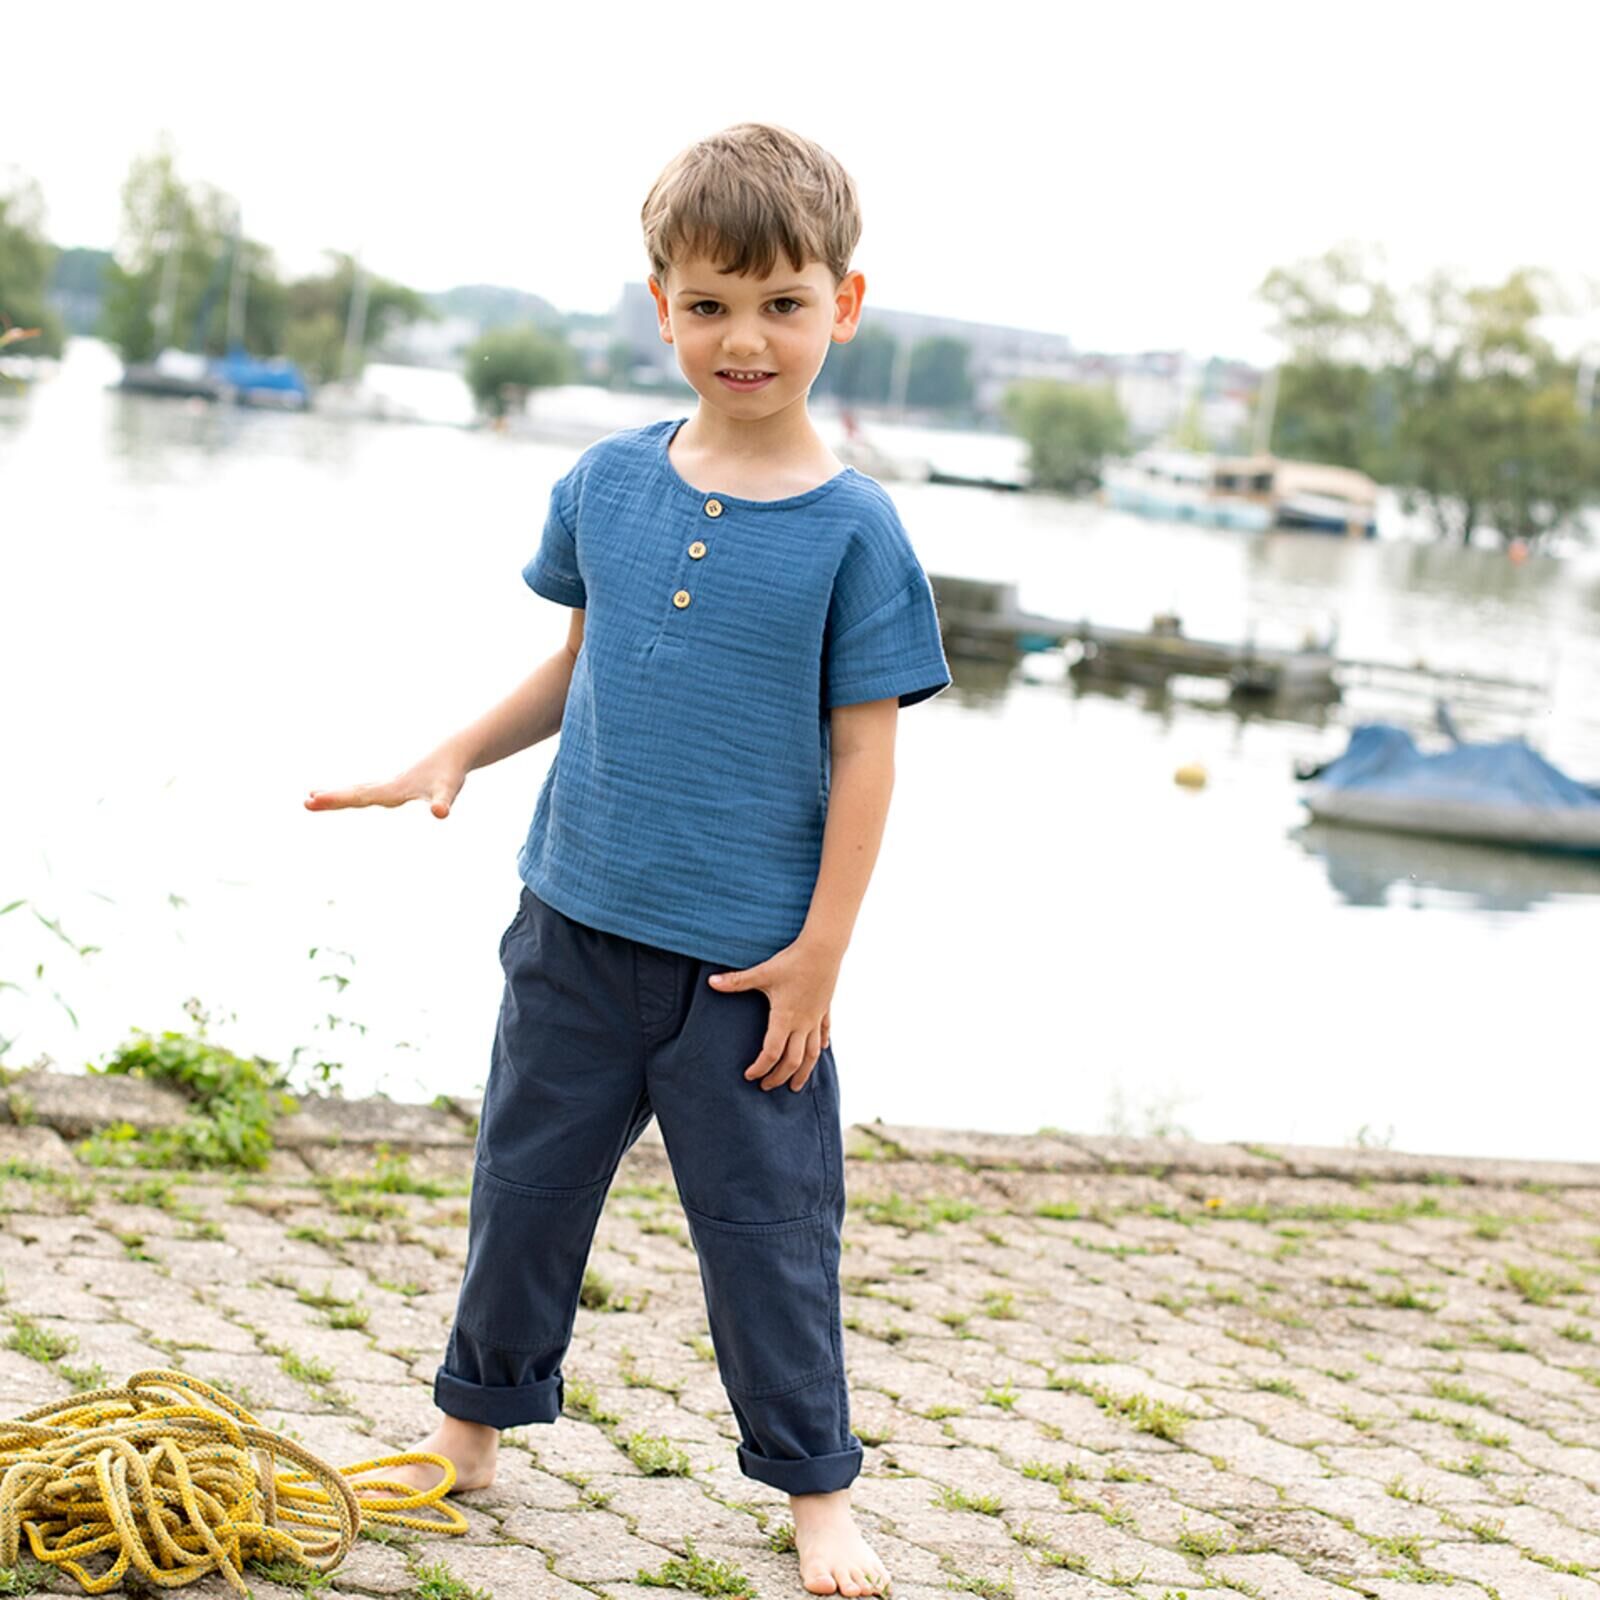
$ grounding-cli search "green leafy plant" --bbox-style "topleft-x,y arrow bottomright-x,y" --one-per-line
76,999 -> 296,1170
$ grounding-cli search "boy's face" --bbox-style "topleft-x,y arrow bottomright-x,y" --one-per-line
649,251 -> 865,421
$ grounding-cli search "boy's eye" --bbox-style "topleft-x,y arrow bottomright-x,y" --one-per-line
687,298 -> 803,316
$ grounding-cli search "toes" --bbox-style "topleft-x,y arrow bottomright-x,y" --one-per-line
802,1570 -> 840,1596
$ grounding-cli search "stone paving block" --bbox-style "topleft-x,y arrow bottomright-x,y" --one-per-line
1292,1465 -> 1465,1542
1181,1416 -> 1331,1485
1426,1540 -> 1600,1599
4,1213 -> 111,1259
322,1540 -> 414,1594
43,1321 -> 171,1379
177,1346 -> 329,1414
499,1504 -> 677,1581
1224,1505 -> 1390,1574
427,1540 -> 596,1597
1211,1553 -> 1368,1598
1025,1507 -> 1199,1585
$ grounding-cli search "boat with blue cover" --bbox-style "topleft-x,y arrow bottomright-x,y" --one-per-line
1296,722 -> 1600,854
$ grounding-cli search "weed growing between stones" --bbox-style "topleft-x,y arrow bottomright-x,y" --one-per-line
625,1429 -> 693,1476
412,1558 -> 492,1600
619,1344 -> 685,1397
943,1564 -> 1015,1596
1503,1264 -> 1583,1304
4,1312 -> 75,1363
0,1556 -> 51,1596
636,1534 -> 753,1595
1046,1370 -> 1192,1441
562,1377 -> 621,1427
934,1483 -> 1003,1515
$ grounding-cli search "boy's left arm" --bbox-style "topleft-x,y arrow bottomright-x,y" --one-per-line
707,698 -> 897,1092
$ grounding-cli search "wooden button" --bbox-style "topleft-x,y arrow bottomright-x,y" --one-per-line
673,589 -> 692,609
688,541 -> 707,559
704,498 -> 723,517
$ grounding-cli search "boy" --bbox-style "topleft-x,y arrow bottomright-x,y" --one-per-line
306,122 -> 950,1597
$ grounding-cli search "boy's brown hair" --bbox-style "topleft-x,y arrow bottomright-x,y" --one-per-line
641,122 -> 861,289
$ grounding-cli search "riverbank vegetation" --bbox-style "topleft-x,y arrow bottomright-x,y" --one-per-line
1260,245 -> 1600,545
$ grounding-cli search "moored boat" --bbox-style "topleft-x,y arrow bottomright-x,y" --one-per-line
1296,723 -> 1600,854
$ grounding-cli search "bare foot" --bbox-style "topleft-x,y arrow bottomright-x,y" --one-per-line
348,1414 -> 500,1495
789,1488 -> 890,1596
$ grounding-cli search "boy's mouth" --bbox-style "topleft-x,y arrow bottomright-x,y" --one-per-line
716,369 -> 776,391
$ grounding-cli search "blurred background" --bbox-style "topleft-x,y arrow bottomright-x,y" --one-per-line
3,2 -> 1598,1161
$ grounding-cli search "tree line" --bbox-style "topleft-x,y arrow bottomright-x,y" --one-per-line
1259,246 -> 1599,544
1003,248 -> 1600,543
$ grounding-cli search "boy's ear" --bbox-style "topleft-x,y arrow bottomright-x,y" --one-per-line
647,274 -> 674,344
832,269 -> 866,344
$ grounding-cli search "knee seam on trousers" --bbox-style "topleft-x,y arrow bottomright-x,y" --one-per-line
679,1198 -> 824,1235
473,1157 -> 611,1199
722,1358 -> 841,1401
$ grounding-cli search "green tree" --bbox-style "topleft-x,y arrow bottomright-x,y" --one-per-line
1258,246 -> 1600,543
464,324 -> 573,416
284,252 -> 432,383
1270,360 -> 1393,473
0,174 -> 65,357
1003,379 -> 1129,493
100,144 -> 226,361
98,144 -> 287,362
907,335 -> 972,409
1396,270 -> 1597,543
816,324 -> 896,404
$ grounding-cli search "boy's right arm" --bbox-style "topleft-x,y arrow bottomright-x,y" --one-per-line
305,608 -> 585,820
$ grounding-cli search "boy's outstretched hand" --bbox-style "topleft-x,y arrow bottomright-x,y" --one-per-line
304,752 -> 468,820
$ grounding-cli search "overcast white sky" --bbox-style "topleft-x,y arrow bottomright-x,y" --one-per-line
7,0 -> 1598,364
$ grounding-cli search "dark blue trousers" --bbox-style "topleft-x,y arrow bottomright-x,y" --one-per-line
434,885 -> 863,1495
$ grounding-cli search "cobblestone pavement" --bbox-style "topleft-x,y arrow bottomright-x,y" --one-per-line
3,1076 -> 1600,1599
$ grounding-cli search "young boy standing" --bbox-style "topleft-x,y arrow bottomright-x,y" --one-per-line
307,122 -> 950,1598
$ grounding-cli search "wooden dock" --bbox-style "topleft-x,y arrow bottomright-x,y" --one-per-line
929,575 -> 1544,704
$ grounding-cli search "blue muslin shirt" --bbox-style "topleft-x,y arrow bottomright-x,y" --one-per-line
515,415 -> 952,969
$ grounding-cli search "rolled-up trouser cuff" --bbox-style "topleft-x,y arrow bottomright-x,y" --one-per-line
434,1366 -> 564,1429
737,1437 -> 863,1495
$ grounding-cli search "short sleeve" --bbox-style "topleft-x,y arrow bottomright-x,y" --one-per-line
522,462 -> 587,608
824,504 -> 952,711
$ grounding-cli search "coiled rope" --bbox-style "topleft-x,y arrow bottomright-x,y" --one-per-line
0,1368 -> 469,1594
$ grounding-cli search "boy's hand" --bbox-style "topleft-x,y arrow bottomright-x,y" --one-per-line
708,939 -> 839,1093
304,751 -> 468,820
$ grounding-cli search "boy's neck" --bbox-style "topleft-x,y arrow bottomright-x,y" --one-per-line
675,397 -> 829,467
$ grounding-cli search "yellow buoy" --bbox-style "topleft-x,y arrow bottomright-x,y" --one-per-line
1173,762 -> 1208,789
0,1369 -> 468,1595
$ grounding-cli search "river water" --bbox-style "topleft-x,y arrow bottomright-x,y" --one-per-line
3,341 -> 1597,1161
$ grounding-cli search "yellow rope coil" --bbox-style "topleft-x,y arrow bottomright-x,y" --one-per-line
0,1368 -> 469,1595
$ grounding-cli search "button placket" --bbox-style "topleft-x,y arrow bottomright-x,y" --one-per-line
668,498 -> 725,625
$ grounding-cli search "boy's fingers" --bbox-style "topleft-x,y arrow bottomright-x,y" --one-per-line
305,782 -> 398,810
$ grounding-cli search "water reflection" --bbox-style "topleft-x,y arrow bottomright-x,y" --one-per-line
1065,668 -> 1340,732
1293,820 -> 1600,911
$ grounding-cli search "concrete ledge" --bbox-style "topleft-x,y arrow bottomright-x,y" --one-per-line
3,1070 -> 1596,1188
4,1068 -> 191,1139
273,1092 -> 475,1151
